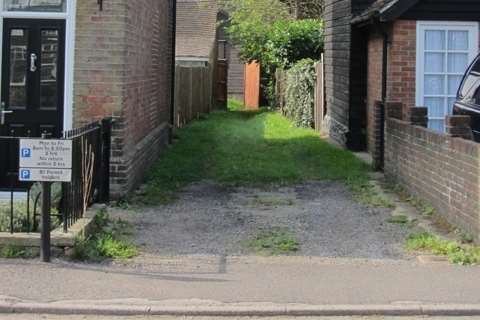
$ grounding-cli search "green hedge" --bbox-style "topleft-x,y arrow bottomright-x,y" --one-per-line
282,59 -> 317,128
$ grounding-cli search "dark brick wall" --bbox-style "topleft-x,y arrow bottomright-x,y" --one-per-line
323,0 -> 352,146
385,110 -> 480,239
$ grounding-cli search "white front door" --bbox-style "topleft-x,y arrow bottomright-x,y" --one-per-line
416,21 -> 479,132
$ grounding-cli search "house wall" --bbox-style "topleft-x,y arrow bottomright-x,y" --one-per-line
366,31 -> 384,154
323,0 -> 352,146
74,0 -> 174,197
386,20 -> 417,109
74,0 -> 125,125
385,108 -> 480,239
227,45 -> 245,101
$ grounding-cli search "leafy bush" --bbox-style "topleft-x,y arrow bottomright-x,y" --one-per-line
222,1 -> 323,104
282,59 -> 317,128
0,201 -> 30,233
266,19 -> 324,69
70,210 -> 137,262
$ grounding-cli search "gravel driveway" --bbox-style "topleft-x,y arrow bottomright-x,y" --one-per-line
114,181 -> 410,259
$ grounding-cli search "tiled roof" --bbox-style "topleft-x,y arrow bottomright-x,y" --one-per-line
176,0 -> 219,59
351,0 -> 399,24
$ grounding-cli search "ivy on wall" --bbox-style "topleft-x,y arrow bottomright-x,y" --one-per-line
281,59 -> 317,128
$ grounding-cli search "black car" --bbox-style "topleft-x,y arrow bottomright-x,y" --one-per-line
454,54 -> 480,141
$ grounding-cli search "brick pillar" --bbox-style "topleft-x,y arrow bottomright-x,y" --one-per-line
385,102 -> 404,120
372,101 -> 385,170
408,107 -> 428,127
446,115 -> 473,140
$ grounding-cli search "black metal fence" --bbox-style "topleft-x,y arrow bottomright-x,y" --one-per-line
0,118 -> 112,234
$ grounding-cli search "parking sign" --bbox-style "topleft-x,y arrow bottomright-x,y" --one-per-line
19,139 -> 72,182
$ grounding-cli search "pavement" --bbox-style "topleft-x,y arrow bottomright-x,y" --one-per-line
2,317 -> 480,320
0,256 -> 480,316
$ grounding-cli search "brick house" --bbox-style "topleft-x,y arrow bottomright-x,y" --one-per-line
0,0 -> 176,197
324,0 -> 480,155
324,0 -> 480,238
176,0 -> 218,67
175,0 -> 222,111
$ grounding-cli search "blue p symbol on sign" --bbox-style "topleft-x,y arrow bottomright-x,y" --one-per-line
21,148 -> 31,158
20,169 -> 31,181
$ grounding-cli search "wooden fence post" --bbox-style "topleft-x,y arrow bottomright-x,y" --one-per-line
314,54 -> 325,132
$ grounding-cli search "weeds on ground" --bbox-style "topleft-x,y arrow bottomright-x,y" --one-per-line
387,214 -> 409,224
138,101 -> 370,205
247,228 -> 300,255
387,214 -> 418,228
70,209 -> 137,262
385,182 -> 437,217
251,195 -> 295,207
347,179 -> 395,208
406,232 -> 480,265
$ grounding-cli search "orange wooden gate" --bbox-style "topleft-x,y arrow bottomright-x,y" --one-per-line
244,61 -> 260,110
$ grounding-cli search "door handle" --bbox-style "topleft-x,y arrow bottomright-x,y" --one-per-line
30,53 -> 37,72
0,102 -> 13,125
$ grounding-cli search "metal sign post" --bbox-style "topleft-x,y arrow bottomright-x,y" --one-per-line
41,180 -> 52,262
18,135 -> 72,262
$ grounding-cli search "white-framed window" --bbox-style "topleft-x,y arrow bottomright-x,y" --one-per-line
416,21 -> 479,132
3,0 -> 66,13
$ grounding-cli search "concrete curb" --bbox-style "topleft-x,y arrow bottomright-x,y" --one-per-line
2,301 -> 480,317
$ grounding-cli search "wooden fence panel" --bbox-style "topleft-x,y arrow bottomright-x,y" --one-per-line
174,65 -> 214,128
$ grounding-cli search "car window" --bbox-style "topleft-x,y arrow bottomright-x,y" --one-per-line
460,57 -> 480,104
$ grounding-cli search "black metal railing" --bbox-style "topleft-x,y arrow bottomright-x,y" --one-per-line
0,118 -> 112,234
62,118 -> 112,231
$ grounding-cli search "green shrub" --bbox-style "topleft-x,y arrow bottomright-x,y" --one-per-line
282,59 -> 317,128
70,210 -> 137,262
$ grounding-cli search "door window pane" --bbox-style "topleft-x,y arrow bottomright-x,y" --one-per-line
425,30 -> 445,50
40,29 -> 59,110
425,75 -> 444,95
425,53 -> 444,72
448,53 -> 469,73
448,97 -> 456,114
448,75 -> 463,95
429,119 -> 445,132
425,97 -> 445,117
448,31 -> 468,50
3,0 -> 66,12
9,28 -> 28,109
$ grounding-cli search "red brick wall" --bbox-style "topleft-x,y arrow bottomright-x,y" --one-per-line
386,20 -> 416,108
74,0 -> 174,197
366,32 -> 384,155
385,115 -> 480,239
74,0 -> 125,124
365,20 -> 417,163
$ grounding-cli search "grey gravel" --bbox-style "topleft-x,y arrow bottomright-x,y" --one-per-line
113,181 -> 411,259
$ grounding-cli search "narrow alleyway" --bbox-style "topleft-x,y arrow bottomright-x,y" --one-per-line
115,105 -> 412,261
